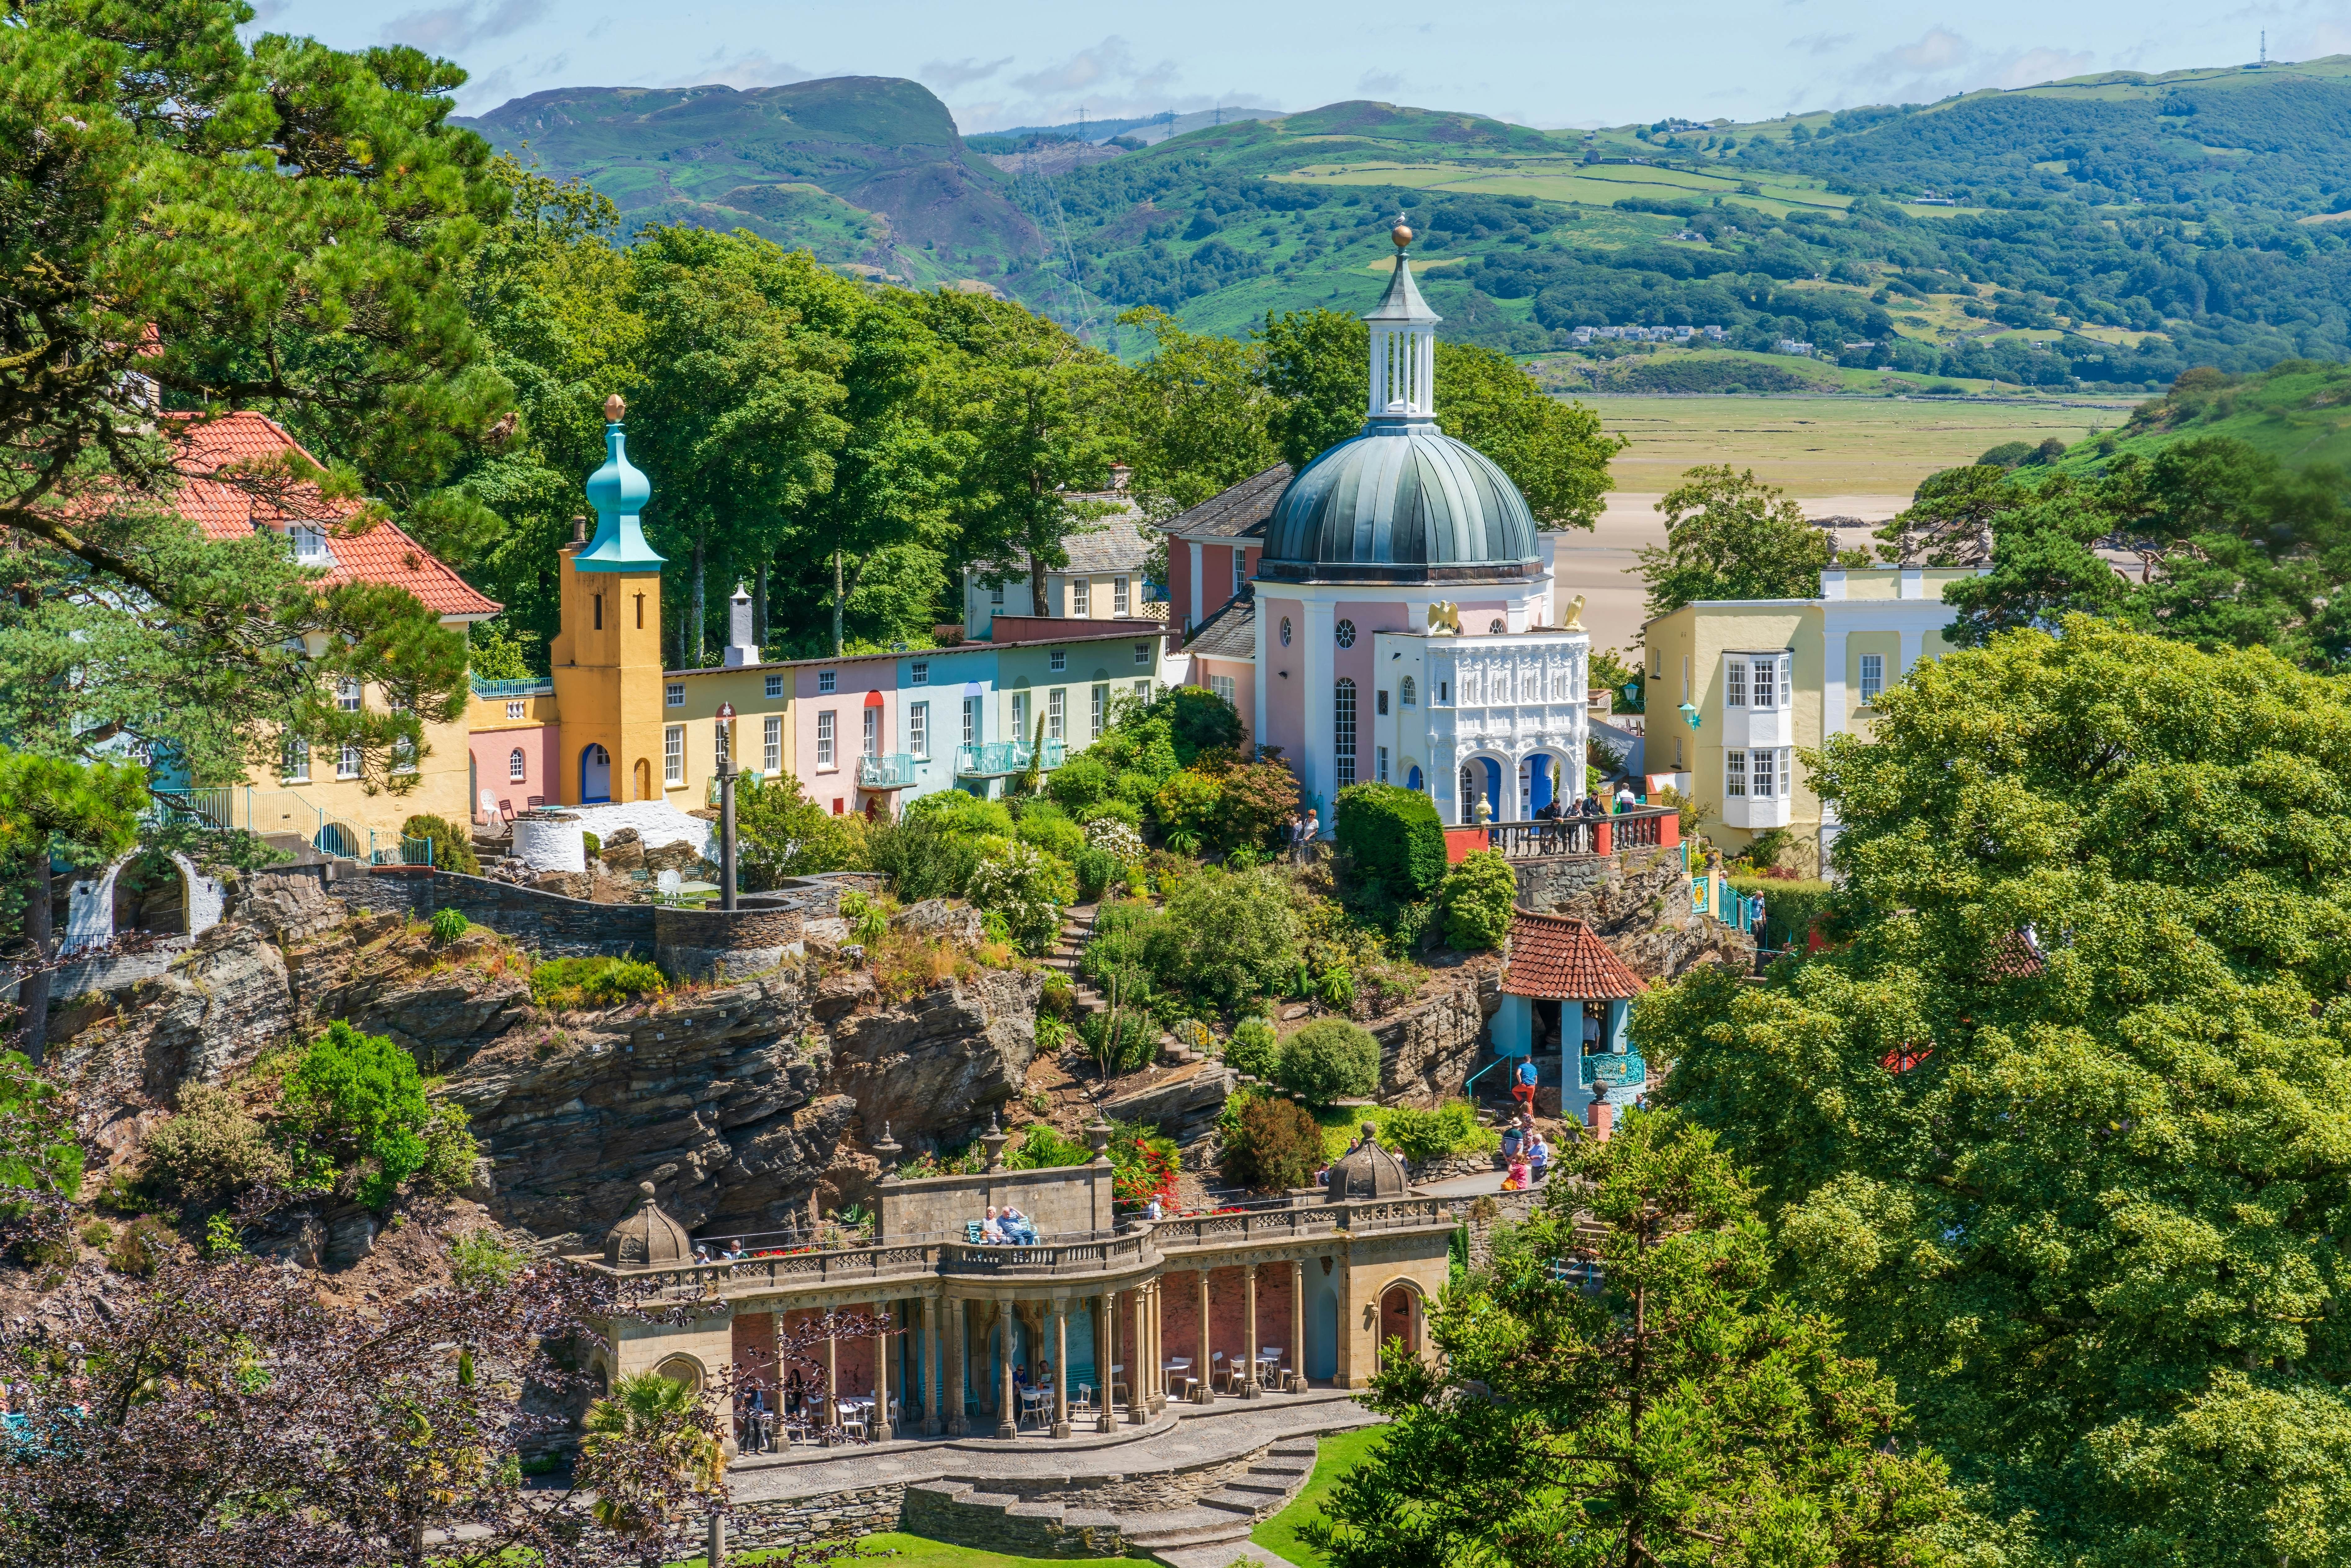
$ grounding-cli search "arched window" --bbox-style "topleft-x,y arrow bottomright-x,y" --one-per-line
508,747 -> 527,782
1400,676 -> 1417,707
1334,678 -> 1357,788
1460,763 -> 1479,825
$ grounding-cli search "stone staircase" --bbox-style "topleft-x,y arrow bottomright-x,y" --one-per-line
900,1435 -> 1321,1568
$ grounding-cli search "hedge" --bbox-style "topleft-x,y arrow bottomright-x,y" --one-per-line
1726,876 -> 1836,952
1334,783 -> 1447,901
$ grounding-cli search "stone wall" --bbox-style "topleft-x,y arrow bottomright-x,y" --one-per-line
732,1483 -> 906,1552
325,868 -> 657,960
1371,970 -> 1501,1105
654,903 -> 805,982
1012,1440 -> 1273,1512
901,1480 -> 1128,1557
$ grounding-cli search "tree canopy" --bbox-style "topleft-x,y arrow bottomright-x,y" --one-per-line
1637,465 -> 1866,616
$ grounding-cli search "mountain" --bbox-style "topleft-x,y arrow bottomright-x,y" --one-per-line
2049,358 -> 2351,474
455,76 -> 1042,289
464,62 -> 2351,392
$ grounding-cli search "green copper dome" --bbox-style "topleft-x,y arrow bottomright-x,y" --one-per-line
1259,422 -> 1539,585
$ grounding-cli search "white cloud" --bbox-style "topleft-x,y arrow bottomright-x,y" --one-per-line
380,0 -> 547,55
1358,69 -> 1406,96
1789,32 -> 1855,56
1992,47 -> 2096,88
662,48 -> 815,90
1844,26 -> 2096,99
945,34 -> 1273,132
922,56 -> 1014,91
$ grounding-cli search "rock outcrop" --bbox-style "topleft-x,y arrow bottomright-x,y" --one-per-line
1370,968 -> 1501,1106
1512,846 -> 1750,981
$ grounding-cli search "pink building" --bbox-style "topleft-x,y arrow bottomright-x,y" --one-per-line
795,653 -> 899,818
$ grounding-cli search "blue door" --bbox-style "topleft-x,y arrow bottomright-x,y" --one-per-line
581,743 -> 611,803
1308,1280 -> 1339,1380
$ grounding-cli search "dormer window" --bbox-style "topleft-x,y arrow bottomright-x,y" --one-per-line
290,525 -> 330,563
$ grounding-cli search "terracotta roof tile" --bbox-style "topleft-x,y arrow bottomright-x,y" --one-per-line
168,412 -> 500,620
1502,911 -> 1648,1000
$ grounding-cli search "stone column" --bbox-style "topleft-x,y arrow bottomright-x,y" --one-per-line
1096,1292 -> 1117,1434
1129,1288 -> 1150,1425
1240,1264 -> 1262,1399
1289,1260 -> 1306,1392
946,1298 -> 967,1436
1052,1298 -> 1071,1439
872,1300 -> 892,1443
1195,1268 -> 1213,1403
824,1324 -> 839,1438
923,1295 -> 941,1435
997,1298 -> 1018,1440
1147,1280 -> 1164,1412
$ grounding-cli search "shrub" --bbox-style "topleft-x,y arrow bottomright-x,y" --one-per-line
530,956 -> 668,1009
1015,802 -> 1086,861
582,831 -> 601,861
1380,1100 -> 1498,1164
1046,752 -> 1113,813
1083,817 -> 1148,865
419,1099 -> 479,1196
0,1050 -> 84,1207
79,1218 -> 114,1249
1227,1017 -> 1280,1079
1726,875 -> 1837,950
1438,850 -> 1517,950
1080,1007 -> 1159,1076
1335,783 -> 1447,900
867,809 -> 985,902
1074,798 -> 1142,832
1216,759 -> 1302,852
279,1022 -> 436,1209
140,1083 -> 287,1210
736,773 -> 866,888
402,814 -> 480,876
1072,846 -> 1119,902
1109,1122 -> 1180,1208
1278,1019 -> 1382,1105
1113,769 -> 1161,809
1219,1094 -> 1322,1192
1159,685 -> 1247,761
428,907 -> 469,945
450,1228 -> 527,1288
1005,1124 -> 1089,1169
109,1214 -> 174,1276
1144,865 -> 1301,1011
1153,770 -> 1223,842
967,837 -> 1077,953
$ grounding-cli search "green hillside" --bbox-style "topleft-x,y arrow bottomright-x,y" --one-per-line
2049,359 -> 2351,474
455,77 -> 1041,290
464,64 -> 2351,393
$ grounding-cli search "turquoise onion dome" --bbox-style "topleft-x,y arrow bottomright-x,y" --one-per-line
1259,234 -> 1538,586
577,393 -> 664,573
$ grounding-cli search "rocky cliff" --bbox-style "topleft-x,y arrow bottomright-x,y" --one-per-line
45,874 -> 1043,1252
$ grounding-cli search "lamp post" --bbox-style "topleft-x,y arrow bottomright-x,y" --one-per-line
715,701 -> 738,911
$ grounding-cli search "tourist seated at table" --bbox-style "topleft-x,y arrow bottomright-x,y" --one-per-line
1036,1359 -> 1054,1388
981,1207 -> 1008,1244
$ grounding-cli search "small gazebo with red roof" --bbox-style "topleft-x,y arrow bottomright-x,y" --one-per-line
1491,910 -> 1649,1122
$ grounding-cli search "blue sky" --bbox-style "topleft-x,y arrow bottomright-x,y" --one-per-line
249,0 -> 2346,130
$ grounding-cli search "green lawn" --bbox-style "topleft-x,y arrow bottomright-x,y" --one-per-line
1248,1425 -> 1390,1568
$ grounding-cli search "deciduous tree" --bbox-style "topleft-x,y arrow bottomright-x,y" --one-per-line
1637,465 -> 1864,615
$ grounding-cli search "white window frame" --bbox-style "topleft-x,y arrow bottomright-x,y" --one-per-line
1378,745 -> 1390,783
291,524 -> 330,562
1751,657 -> 1778,711
1071,578 -> 1089,616
1400,676 -> 1416,707
665,681 -> 684,708
1134,678 -> 1150,703
663,725 -> 684,784
509,747 -> 527,782
962,696 -> 979,747
1231,549 -> 1246,596
911,661 -> 929,687
862,705 -> 880,758
1091,684 -> 1107,739
1726,660 -> 1746,708
990,578 -> 1005,608
817,710 -> 836,768
763,714 -> 782,773
1012,691 -> 1028,739
765,673 -> 783,699
1209,673 -> 1236,706
1334,678 -> 1357,788
1047,688 -> 1065,741
337,741 -> 361,781
910,701 -> 928,757
1753,747 -> 1778,799
1726,749 -> 1747,797
283,736 -> 310,782
1134,641 -> 1150,666
336,678 -> 361,713
1114,577 -> 1130,615
1860,653 -> 1884,705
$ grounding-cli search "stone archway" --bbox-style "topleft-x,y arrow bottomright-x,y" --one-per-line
652,1353 -> 706,1392
64,850 -> 223,956
1376,1281 -> 1424,1370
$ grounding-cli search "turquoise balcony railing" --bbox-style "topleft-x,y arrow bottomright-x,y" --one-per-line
469,675 -> 555,700
954,739 -> 1066,777
1581,1051 -> 1647,1088
856,752 -> 920,788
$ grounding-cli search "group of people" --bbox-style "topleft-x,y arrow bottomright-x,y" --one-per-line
1500,1115 -> 1552,1190
734,1370 -> 813,1453
979,1204 -> 1040,1245
1288,808 -> 1320,863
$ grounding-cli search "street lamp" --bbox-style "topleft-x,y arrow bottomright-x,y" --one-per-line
714,701 -> 737,911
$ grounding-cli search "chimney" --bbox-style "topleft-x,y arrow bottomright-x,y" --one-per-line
722,582 -> 759,667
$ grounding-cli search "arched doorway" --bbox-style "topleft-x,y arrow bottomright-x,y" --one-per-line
633,757 -> 653,801
1405,763 -> 1424,794
1459,758 -> 1501,824
581,743 -> 611,803
1378,1284 -> 1421,1370
1522,752 -> 1559,817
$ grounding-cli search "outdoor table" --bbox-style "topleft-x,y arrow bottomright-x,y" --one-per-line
1162,1356 -> 1194,1401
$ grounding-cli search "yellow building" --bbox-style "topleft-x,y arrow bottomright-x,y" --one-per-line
1640,565 -> 1980,869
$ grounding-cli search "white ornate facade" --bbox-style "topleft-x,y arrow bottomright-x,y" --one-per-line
1373,627 -> 1592,824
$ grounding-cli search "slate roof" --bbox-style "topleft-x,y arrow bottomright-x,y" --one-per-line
1502,912 -> 1648,1000
1158,463 -> 1291,541
1185,586 -> 1255,660
981,500 -> 1150,578
170,412 -> 501,620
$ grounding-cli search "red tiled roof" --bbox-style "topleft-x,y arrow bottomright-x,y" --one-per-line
169,412 -> 500,620
1502,912 -> 1648,1000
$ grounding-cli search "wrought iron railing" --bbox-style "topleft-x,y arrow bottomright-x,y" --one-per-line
1484,821 -> 1599,859
469,675 -> 555,699
954,739 -> 1066,777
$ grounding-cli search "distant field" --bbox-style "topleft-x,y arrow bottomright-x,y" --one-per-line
1587,394 -> 2140,496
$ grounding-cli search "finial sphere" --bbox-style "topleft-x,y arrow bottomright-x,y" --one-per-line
1391,224 -> 1414,249
603,392 -> 626,424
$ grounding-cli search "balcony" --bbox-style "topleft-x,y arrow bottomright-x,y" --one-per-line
1467,806 -> 1679,861
955,739 -> 1066,778
468,675 -> 555,700
857,752 -> 920,789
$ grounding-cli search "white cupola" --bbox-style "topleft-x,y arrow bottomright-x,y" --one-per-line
1363,220 -> 1442,422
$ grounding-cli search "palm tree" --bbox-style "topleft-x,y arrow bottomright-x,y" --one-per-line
578,1372 -> 727,1567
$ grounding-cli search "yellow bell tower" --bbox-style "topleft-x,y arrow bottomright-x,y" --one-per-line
550,394 -> 668,804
